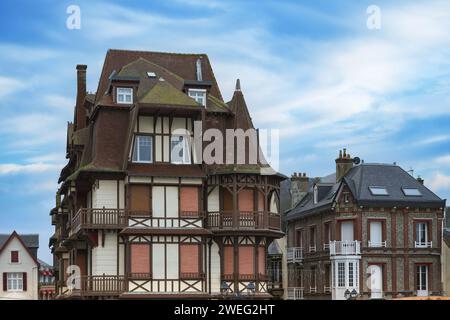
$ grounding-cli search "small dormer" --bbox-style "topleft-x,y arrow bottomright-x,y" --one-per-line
313,184 -> 318,204
184,57 -> 212,107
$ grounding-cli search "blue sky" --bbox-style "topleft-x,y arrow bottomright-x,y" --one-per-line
1,0 -> 450,263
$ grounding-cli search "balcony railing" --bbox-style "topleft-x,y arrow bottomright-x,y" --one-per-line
69,275 -> 126,297
324,286 -> 331,294
414,241 -> 432,248
287,287 -> 304,300
287,247 -> 303,263
368,240 -> 387,248
128,214 -> 204,229
71,208 -> 127,233
207,211 -> 280,230
329,240 -> 361,256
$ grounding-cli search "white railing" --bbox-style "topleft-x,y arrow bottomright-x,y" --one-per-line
329,240 -> 361,256
368,241 -> 387,248
309,286 -> 317,294
309,245 -> 316,253
287,287 -> 304,300
287,247 -> 303,263
323,243 -> 330,251
324,286 -> 331,293
414,241 -> 432,248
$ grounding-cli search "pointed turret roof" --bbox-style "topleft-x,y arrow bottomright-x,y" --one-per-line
228,79 -> 254,130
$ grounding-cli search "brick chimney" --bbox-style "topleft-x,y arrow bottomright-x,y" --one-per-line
75,64 -> 87,131
335,148 -> 353,181
290,172 -> 309,209
417,176 -> 424,185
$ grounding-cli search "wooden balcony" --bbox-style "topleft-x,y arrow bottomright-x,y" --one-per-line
127,213 -> 204,229
207,211 -> 280,230
71,208 -> 127,234
65,275 -> 126,298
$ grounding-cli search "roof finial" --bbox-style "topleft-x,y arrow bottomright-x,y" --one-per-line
235,78 -> 241,91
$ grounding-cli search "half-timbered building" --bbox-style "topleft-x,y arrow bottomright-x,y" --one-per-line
284,149 -> 446,300
49,49 -> 284,299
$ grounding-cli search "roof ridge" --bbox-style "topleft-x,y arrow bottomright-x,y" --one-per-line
108,48 -> 208,57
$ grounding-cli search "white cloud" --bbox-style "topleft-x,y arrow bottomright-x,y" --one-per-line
0,163 -> 61,175
427,172 -> 450,192
44,94 -> 73,109
435,155 -> 450,166
0,76 -> 24,98
417,135 -> 450,145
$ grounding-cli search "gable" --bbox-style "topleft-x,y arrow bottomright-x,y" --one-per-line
0,234 -> 39,267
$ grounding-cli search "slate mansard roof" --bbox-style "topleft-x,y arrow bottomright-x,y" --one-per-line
286,164 -> 446,221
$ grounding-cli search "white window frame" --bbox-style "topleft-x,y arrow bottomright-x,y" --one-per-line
415,222 -> 430,248
170,135 -> 191,164
337,262 -> 345,288
416,265 -> 428,296
7,273 -> 23,292
117,87 -> 133,104
188,89 -> 206,106
132,135 -> 153,163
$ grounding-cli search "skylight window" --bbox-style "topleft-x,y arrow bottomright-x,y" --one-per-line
402,187 -> 422,196
147,71 -> 156,78
369,186 -> 389,196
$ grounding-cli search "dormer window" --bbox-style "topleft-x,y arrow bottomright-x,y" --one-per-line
188,89 -> 206,106
313,185 -> 318,204
117,87 -> 133,104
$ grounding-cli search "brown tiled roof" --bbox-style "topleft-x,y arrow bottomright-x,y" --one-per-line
95,49 -> 223,103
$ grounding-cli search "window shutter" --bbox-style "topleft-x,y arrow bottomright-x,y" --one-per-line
2,273 -> 7,291
23,272 -> 27,291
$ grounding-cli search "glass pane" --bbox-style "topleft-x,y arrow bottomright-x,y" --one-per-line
138,136 -> 151,162
369,187 -> 389,195
402,188 -> 422,196
171,135 -> 184,163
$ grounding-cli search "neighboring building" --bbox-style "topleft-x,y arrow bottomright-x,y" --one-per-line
50,49 -> 284,299
0,231 -> 39,300
442,207 -> 450,296
38,259 -> 56,299
284,149 -> 446,300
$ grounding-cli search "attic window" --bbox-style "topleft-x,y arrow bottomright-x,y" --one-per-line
188,89 -> 206,106
402,187 -> 422,196
369,186 -> 389,196
313,185 -> 318,204
117,87 -> 133,104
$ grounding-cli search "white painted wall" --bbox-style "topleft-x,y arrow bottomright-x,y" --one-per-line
210,241 -> 221,294
166,244 -> 179,279
91,232 -> 117,275
208,187 -> 220,212
92,180 -> 119,209
152,244 -> 165,279
0,237 -> 39,300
